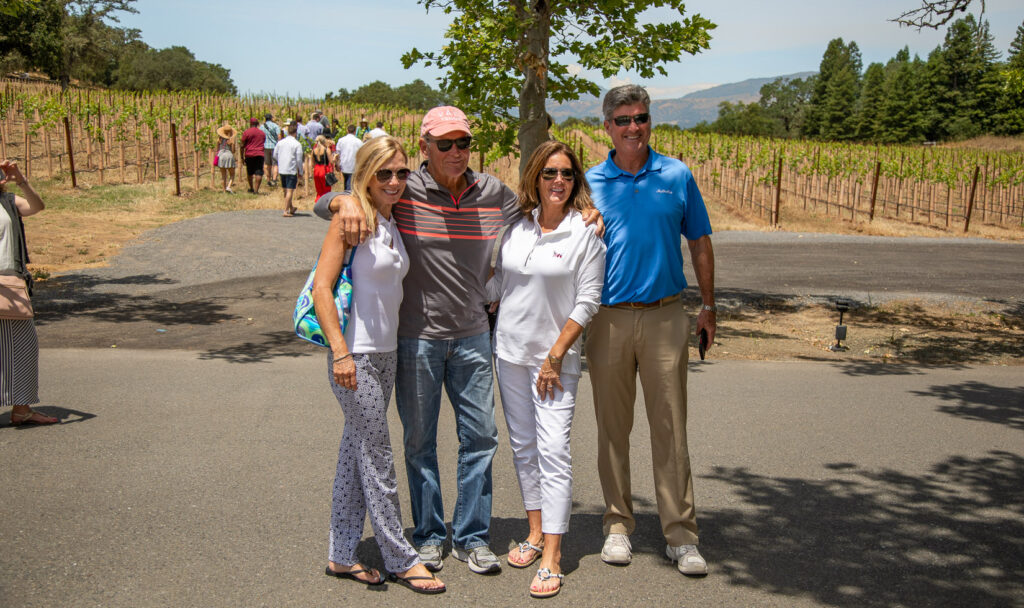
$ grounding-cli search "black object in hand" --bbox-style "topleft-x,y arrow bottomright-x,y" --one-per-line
698,329 -> 708,360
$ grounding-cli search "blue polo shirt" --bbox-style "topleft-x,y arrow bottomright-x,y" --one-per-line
586,147 -> 712,306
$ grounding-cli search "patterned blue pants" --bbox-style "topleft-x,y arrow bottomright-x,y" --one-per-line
327,350 -> 418,573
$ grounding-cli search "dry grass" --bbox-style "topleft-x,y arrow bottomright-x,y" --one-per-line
938,135 -> 1024,152
704,193 -> 1024,242
22,174 -> 316,275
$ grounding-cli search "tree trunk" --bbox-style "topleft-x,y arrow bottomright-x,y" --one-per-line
515,0 -> 550,177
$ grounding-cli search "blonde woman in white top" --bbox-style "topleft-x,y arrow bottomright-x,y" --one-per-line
487,140 -> 606,598
312,137 -> 445,594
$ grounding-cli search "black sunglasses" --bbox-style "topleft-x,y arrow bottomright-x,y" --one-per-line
427,136 -> 472,152
611,113 -> 650,127
540,168 -> 576,181
375,168 -> 411,183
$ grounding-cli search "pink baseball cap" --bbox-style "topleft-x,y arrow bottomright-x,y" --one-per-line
421,106 -> 472,137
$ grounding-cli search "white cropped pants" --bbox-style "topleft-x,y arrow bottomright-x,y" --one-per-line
495,358 -> 578,534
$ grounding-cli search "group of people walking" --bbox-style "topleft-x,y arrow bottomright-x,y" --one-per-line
308,84 -> 717,598
212,113 -> 390,217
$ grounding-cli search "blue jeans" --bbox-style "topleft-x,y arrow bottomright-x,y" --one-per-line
395,332 -> 497,550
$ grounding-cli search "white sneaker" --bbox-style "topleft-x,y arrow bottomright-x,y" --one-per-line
601,533 -> 632,565
666,544 -> 708,576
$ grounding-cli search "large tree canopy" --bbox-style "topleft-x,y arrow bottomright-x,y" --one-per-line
402,0 -> 715,171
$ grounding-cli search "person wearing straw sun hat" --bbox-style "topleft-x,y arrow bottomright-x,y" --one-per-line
215,123 -> 237,194
356,116 -> 370,141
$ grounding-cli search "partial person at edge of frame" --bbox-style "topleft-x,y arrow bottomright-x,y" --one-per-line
0,159 -> 57,426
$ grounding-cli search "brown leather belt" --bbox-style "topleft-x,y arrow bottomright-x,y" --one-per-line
604,293 -> 681,310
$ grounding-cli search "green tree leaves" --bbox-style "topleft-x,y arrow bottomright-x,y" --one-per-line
403,0 -> 715,170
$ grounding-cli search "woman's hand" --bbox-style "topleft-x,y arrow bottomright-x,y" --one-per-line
333,355 -> 357,390
0,159 -> 25,186
536,356 -> 564,400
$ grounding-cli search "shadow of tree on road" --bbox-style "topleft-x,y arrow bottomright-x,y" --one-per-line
911,381 -> 1024,431
198,331 -> 316,363
33,272 -> 238,326
700,451 -> 1024,607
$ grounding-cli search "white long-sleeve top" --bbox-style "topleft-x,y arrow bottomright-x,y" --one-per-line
345,212 -> 410,353
487,207 -> 606,376
273,135 -> 304,176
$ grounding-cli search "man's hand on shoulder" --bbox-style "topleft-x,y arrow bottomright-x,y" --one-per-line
581,207 -> 605,238
336,194 -> 369,245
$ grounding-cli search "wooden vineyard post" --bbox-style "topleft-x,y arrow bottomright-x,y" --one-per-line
119,135 -> 126,184
22,112 -> 30,180
479,150 -> 485,173
963,165 -> 980,233
772,154 -> 782,227
63,116 -> 77,188
135,117 -> 143,183
193,104 -> 200,191
170,122 -> 181,196
868,161 -> 881,221
97,108 -> 104,185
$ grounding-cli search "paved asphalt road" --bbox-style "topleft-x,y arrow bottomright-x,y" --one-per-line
3,211 -> 1022,607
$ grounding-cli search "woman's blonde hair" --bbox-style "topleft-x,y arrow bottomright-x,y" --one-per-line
314,134 -> 328,150
516,140 -> 593,221
350,136 -> 408,233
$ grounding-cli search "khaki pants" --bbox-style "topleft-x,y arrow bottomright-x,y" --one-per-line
584,300 -> 698,546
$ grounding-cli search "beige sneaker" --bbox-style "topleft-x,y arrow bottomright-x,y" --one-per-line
666,544 -> 708,576
601,533 -> 632,565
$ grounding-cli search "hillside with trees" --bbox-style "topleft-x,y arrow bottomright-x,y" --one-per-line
0,0 -> 236,94
694,16 -> 1024,143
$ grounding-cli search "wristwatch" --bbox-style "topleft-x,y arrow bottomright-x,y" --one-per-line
701,304 -> 717,313
548,354 -> 563,365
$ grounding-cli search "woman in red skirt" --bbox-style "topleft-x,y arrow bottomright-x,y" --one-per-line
312,135 -> 338,198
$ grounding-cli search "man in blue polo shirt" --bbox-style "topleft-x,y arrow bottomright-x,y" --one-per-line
584,84 -> 717,578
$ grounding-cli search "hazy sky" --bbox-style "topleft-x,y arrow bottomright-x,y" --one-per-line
118,0 -> 1022,100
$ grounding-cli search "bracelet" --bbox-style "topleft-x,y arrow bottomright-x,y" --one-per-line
701,304 -> 717,313
333,353 -> 352,362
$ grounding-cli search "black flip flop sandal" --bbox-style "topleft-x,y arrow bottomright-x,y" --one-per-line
388,573 -> 446,594
324,565 -> 384,585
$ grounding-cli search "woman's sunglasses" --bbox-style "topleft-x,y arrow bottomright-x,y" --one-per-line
541,168 -> 576,181
611,113 -> 650,127
427,136 -> 473,152
375,168 -> 411,183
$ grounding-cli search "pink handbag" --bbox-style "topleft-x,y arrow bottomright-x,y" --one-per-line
0,274 -> 33,319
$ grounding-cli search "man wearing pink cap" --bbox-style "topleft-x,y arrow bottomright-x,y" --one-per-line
315,105 -> 514,575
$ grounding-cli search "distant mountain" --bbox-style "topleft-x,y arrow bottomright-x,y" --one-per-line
547,72 -> 815,128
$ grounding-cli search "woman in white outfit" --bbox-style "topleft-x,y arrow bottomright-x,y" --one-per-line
313,136 -> 445,594
488,140 -> 606,598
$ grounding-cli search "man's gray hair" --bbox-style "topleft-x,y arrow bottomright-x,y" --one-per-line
602,85 -> 651,120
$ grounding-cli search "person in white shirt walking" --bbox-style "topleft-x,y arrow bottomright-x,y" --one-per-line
486,140 -> 606,599
367,121 -> 388,140
273,123 -> 304,217
336,125 -> 363,192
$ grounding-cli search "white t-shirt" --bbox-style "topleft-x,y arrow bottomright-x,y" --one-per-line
367,127 -> 388,139
336,134 -> 363,173
0,204 -> 17,273
487,207 -> 606,375
345,212 -> 410,353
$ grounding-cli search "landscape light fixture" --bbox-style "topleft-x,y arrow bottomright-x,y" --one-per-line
830,299 -> 851,352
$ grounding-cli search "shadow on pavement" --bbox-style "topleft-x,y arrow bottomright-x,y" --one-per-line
198,331 -> 316,363
34,272 -> 236,327
912,381 -> 1024,431
700,451 -> 1024,607
0,405 -> 96,428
